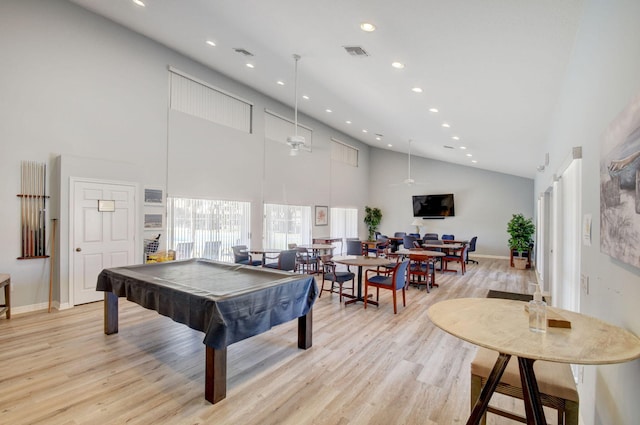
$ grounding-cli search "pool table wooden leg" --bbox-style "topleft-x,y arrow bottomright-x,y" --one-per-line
104,292 -> 119,334
205,346 -> 227,404
298,309 -> 312,349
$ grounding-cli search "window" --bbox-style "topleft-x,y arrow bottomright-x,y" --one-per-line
169,67 -> 253,133
263,203 -> 312,249
331,138 -> 359,167
166,197 -> 251,261
265,109 -> 313,149
330,207 -> 358,252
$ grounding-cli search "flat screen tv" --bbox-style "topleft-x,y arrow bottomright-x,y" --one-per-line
412,194 -> 455,217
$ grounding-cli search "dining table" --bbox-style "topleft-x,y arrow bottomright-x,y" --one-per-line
428,298 -> 640,425
396,248 -> 445,288
360,240 -> 386,256
386,236 -> 404,252
332,255 -> 394,306
297,243 -> 335,254
312,237 -> 343,254
244,248 -> 282,265
296,244 -> 335,273
422,243 -> 464,272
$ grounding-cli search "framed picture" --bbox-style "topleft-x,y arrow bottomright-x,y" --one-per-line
144,187 -> 164,205
144,213 -> 163,229
315,205 -> 328,226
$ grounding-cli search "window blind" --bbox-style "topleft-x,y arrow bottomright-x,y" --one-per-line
169,67 -> 253,133
331,138 -> 359,166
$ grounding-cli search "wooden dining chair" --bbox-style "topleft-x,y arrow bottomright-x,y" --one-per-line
318,255 -> 355,302
295,247 -> 318,274
408,254 -> 436,292
364,260 -> 409,314
263,249 -> 297,271
377,247 -> 401,276
231,245 -> 261,266
441,245 -> 468,274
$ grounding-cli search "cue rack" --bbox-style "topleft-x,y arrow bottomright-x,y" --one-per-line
17,161 -> 49,259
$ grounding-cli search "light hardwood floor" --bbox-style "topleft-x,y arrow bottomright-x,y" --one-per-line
1,259 -> 560,425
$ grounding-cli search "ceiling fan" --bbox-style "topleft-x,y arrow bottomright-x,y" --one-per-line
287,54 -> 305,156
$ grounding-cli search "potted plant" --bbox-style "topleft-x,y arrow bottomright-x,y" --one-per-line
507,213 -> 535,269
363,206 -> 382,241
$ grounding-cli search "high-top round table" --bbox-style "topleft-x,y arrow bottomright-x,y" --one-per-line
428,298 -> 640,425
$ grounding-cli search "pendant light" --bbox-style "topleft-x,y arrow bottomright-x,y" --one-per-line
404,139 -> 415,185
287,54 -> 305,156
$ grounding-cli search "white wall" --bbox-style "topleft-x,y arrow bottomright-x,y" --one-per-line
536,0 -> 640,423
0,0 -> 371,310
369,148 -> 534,256
0,0 -> 535,312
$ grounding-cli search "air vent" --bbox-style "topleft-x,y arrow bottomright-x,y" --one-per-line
233,48 -> 254,57
343,46 -> 369,57
443,145 -> 455,149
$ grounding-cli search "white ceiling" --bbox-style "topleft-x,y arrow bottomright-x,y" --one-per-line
68,0 -> 584,178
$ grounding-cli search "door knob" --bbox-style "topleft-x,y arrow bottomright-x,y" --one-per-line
76,248 -> 82,252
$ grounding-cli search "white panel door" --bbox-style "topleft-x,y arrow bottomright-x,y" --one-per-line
72,180 -> 136,305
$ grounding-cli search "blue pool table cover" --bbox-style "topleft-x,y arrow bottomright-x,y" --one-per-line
97,259 -> 318,349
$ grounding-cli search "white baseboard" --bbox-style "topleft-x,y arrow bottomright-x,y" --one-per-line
8,301 -> 73,316
468,254 -> 510,260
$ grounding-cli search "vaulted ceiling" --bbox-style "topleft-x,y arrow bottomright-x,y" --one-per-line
68,0 -> 584,178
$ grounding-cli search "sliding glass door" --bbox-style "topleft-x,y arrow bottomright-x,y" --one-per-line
167,197 -> 251,262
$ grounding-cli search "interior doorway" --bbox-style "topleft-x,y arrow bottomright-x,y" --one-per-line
70,178 -> 136,305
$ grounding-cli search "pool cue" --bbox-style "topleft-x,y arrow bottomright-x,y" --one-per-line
48,218 -> 57,312
42,164 -> 47,257
26,162 -> 31,257
21,162 -> 25,257
30,161 -> 35,257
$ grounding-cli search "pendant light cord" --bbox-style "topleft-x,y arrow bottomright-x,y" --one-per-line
293,54 -> 300,136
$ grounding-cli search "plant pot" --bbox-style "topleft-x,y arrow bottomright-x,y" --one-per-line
513,257 -> 528,270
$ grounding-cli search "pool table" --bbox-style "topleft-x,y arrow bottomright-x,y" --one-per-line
96,259 -> 317,404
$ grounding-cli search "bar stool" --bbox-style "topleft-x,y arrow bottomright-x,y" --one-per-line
470,347 -> 578,424
0,274 -> 11,319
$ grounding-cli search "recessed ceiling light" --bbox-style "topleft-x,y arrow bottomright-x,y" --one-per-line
376,136 -> 381,141
362,129 -> 368,133
325,109 -> 332,113
276,80 -> 285,86
429,108 -> 439,113
472,160 -> 478,163
387,144 -> 393,147
346,120 -> 352,124
452,136 -> 460,141
411,87 -> 423,93
132,0 -> 145,7
302,95 -> 309,100
459,146 -> 467,150
360,22 -> 376,32
442,123 -> 450,128
206,40 -> 216,47
246,63 -> 255,68
466,153 -> 473,157
391,62 -> 405,69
